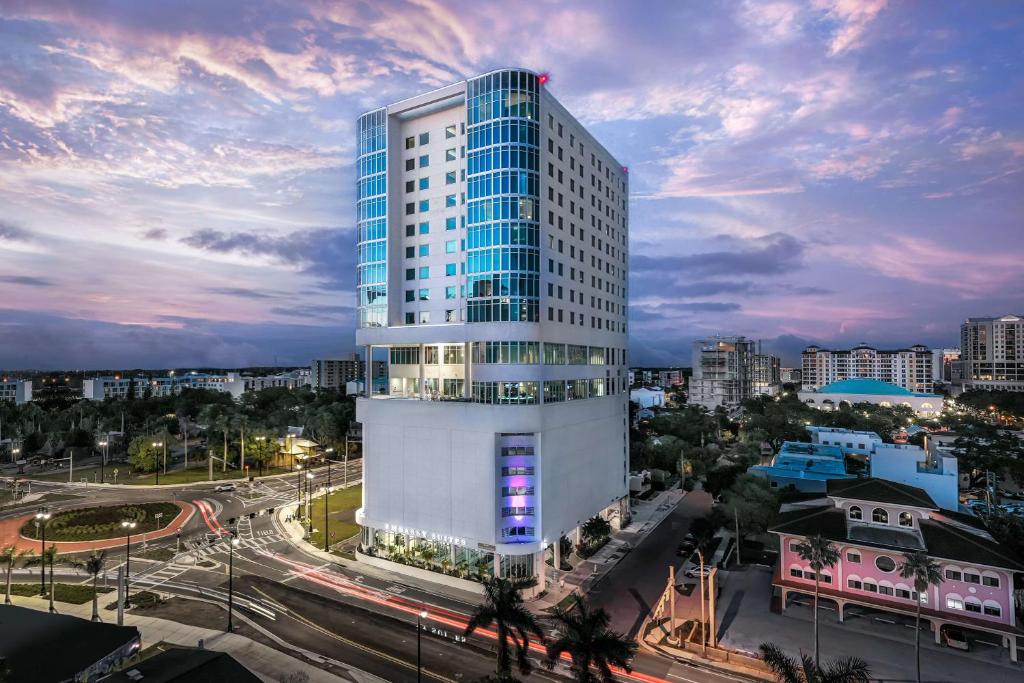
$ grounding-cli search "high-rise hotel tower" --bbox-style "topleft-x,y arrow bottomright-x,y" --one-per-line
354,69 -> 629,587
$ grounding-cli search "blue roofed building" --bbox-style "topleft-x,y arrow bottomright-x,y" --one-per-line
797,378 -> 943,417
748,441 -> 856,493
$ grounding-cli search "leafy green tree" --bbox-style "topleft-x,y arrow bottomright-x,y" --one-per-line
465,577 -> 544,680
759,642 -> 870,683
723,474 -> 779,541
794,535 -> 840,667
245,434 -> 278,475
898,552 -> 943,683
544,594 -> 636,682
127,437 -> 159,473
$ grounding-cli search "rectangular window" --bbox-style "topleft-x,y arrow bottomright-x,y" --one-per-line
445,216 -> 457,230
878,585 -> 893,596
944,569 -> 962,581
405,268 -> 415,281
445,124 -> 456,139
405,224 -> 415,237
446,194 -> 456,207
963,572 -> 981,584
445,309 -> 455,322
445,263 -> 456,276
419,154 -> 429,168
418,288 -> 429,301
419,177 -> 429,190
405,158 -> 415,171
445,286 -> 456,299
419,311 -> 430,324
982,575 -> 1000,588
405,202 -> 415,215
405,179 -> 414,193
946,596 -> 963,610
864,582 -> 878,593
847,579 -> 862,590
405,136 -> 415,149
405,246 -> 414,259
419,132 -> 429,145
419,266 -> 429,279
419,199 -> 429,212
789,568 -> 803,579
446,171 -> 456,185
846,551 -> 860,563
419,221 -> 429,234
445,148 -> 456,161
419,244 -> 429,256
965,601 -> 982,613
895,588 -> 912,599
445,240 -> 457,253
405,290 -> 415,302
984,604 -> 1001,617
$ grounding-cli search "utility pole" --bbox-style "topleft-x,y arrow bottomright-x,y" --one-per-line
734,507 -> 741,566
240,422 -> 245,474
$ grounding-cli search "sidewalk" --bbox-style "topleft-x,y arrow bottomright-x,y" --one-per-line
9,593 -> 376,682
532,489 -> 686,611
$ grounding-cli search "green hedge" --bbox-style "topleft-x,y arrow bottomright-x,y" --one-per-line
21,502 -> 179,541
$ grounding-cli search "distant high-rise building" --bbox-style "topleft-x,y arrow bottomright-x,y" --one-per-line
311,354 -> 386,391
753,354 -> 781,396
780,367 -> 802,384
959,315 -> 1024,392
688,336 -> 755,410
801,343 -> 934,393
931,348 -> 960,383
354,68 -> 630,588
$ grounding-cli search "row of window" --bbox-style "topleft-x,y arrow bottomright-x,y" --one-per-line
502,486 -> 534,496
405,217 -> 461,235
501,466 -> 534,476
468,378 -> 611,405
501,506 -> 535,517
501,446 -> 535,457
945,568 -> 999,587
501,526 -> 535,539
403,127 -> 459,149
846,577 -> 916,600
946,595 -> 1001,617
849,505 -> 913,527
404,264 -> 459,280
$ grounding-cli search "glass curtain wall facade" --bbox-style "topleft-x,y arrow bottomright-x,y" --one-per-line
357,108 -> 388,328
466,70 -> 540,323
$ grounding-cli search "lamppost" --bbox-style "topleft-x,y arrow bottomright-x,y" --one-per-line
98,439 -> 108,484
295,464 -> 303,523
121,520 -> 137,609
323,448 -> 333,552
34,507 -> 50,597
417,609 -> 428,683
226,527 -> 240,632
306,472 -> 315,535
151,441 -> 164,484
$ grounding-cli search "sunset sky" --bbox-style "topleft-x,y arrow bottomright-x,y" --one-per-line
1,0 -> 1022,369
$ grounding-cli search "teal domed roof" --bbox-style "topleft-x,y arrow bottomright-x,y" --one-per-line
817,378 -> 913,395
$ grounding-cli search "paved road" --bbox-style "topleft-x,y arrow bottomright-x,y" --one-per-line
590,491 -> 713,637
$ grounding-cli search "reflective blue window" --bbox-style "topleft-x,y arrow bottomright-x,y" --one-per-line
357,108 -> 388,328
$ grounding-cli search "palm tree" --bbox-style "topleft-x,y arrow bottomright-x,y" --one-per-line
545,594 -> 636,682
0,546 -> 33,605
793,535 -> 839,667
70,550 -> 107,622
898,551 -> 943,683
759,642 -> 870,683
465,576 -> 545,680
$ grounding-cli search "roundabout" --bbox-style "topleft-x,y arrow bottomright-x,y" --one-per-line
3,500 -> 193,553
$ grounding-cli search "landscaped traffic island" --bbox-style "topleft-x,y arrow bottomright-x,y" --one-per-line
20,502 -> 180,542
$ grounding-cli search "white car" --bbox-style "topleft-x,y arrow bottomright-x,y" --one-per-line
214,483 -> 236,492
685,565 -> 713,579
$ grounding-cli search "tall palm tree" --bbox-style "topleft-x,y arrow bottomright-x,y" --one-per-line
544,594 -> 636,682
70,550 -> 108,622
759,642 -> 870,683
794,535 -> 839,667
0,546 -> 33,605
898,551 -> 943,683
465,576 -> 545,680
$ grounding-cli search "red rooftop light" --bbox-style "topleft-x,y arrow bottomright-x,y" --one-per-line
537,72 -> 550,86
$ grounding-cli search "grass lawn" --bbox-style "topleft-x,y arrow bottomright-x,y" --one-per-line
22,501 -> 180,541
9,582 -> 113,604
33,464 -> 294,486
306,485 -> 361,550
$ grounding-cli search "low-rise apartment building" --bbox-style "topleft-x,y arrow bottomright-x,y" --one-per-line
0,378 -> 31,404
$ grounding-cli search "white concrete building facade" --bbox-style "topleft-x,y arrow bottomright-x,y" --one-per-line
354,69 -> 630,584
801,343 -> 934,393
0,379 -> 31,404
959,315 -> 1024,392
688,336 -> 755,410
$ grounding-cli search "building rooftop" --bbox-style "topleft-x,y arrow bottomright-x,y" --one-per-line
814,378 -> 938,397
826,477 -> 938,509
101,647 -> 261,682
0,606 -> 139,682
778,441 -> 845,459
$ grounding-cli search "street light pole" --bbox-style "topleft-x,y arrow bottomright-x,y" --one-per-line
121,520 -> 137,609
34,507 -> 50,597
99,439 -> 108,484
152,441 -> 163,485
324,450 -> 333,552
227,528 -> 240,632
698,549 -> 707,656
306,472 -> 314,535
417,609 -> 428,683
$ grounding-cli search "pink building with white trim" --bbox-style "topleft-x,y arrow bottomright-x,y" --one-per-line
770,478 -> 1022,662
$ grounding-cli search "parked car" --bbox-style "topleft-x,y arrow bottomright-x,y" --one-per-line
943,627 -> 970,651
685,565 -> 713,579
214,483 -> 236,492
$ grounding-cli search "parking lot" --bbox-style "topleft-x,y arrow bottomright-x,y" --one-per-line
714,565 -> 1022,681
